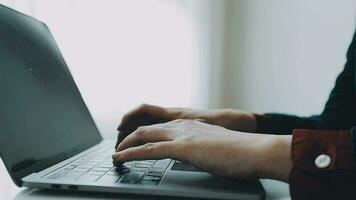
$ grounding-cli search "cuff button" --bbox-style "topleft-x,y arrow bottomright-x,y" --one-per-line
315,154 -> 331,168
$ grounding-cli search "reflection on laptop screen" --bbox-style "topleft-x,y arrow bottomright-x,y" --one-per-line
0,5 -> 102,181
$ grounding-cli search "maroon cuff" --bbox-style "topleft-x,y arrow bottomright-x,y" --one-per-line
290,129 -> 356,200
292,129 -> 355,171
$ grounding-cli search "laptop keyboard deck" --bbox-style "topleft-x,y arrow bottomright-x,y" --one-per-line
44,146 -> 171,185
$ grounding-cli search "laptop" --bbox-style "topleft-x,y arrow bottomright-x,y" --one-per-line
0,4 -> 265,200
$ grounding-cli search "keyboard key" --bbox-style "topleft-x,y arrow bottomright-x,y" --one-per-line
136,161 -> 154,165
140,180 -> 160,185
97,163 -> 114,168
123,162 -> 135,168
96,156 -> 110,159
77,174 -> 100,182
97,175 -> 122,183
142,160 -> 156,163
90,159 -> 106,163
71,168 -> 89,173
153,159 -> 171,169
88,171 -> 106,176
114,166 -> 130,174
78,163 -> 96,168
131,167 -> 148,172
79,162 -> 96,166
91,167 -> 111,172
120,172 -> 145,184
77,166 -> 93,169
134,164 -> 152,168
84,156 -> 95,159
150,167 -> 165,172
106,171 -> 121,175
147,171 -> 163,177
142,175 -> 161,181
82,161 -> 97,164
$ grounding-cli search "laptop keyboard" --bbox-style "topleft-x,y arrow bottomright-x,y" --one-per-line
44,146 -> 171,185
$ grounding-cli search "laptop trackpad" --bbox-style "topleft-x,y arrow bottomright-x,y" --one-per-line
171,161 -> 203,172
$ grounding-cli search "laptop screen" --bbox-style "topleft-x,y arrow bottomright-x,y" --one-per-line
0,5 -> 102,185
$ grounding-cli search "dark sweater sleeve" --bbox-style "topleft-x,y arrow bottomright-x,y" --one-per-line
255,30 -> 356,134
255,114 -> 326,134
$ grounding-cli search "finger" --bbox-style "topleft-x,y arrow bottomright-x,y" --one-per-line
113,141 -> 175,162
117,104 -> 169,131
117,126 -> 171,151
115,130 -> 130,150
115,115 -> 172,151
115,119 -> 173,150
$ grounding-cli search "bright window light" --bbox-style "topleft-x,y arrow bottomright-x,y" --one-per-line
1,0 -> 201,137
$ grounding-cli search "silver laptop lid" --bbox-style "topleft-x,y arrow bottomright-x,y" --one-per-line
0,4 -> 102,186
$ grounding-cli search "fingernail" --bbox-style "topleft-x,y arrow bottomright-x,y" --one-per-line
116,146 -> 121,152
112,152 -> 121,160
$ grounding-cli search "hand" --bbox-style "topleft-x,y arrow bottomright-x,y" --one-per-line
113,120 -> 293,182
115,104 -> 257,149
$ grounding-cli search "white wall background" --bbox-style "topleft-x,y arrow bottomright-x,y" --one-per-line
215,0 -> 356,117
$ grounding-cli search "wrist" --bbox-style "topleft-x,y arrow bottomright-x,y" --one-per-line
219,109 -> 257,132
255,134 -> 293,182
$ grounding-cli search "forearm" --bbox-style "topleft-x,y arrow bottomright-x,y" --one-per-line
253,134 -> 293,182
211,109 -> 257,132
